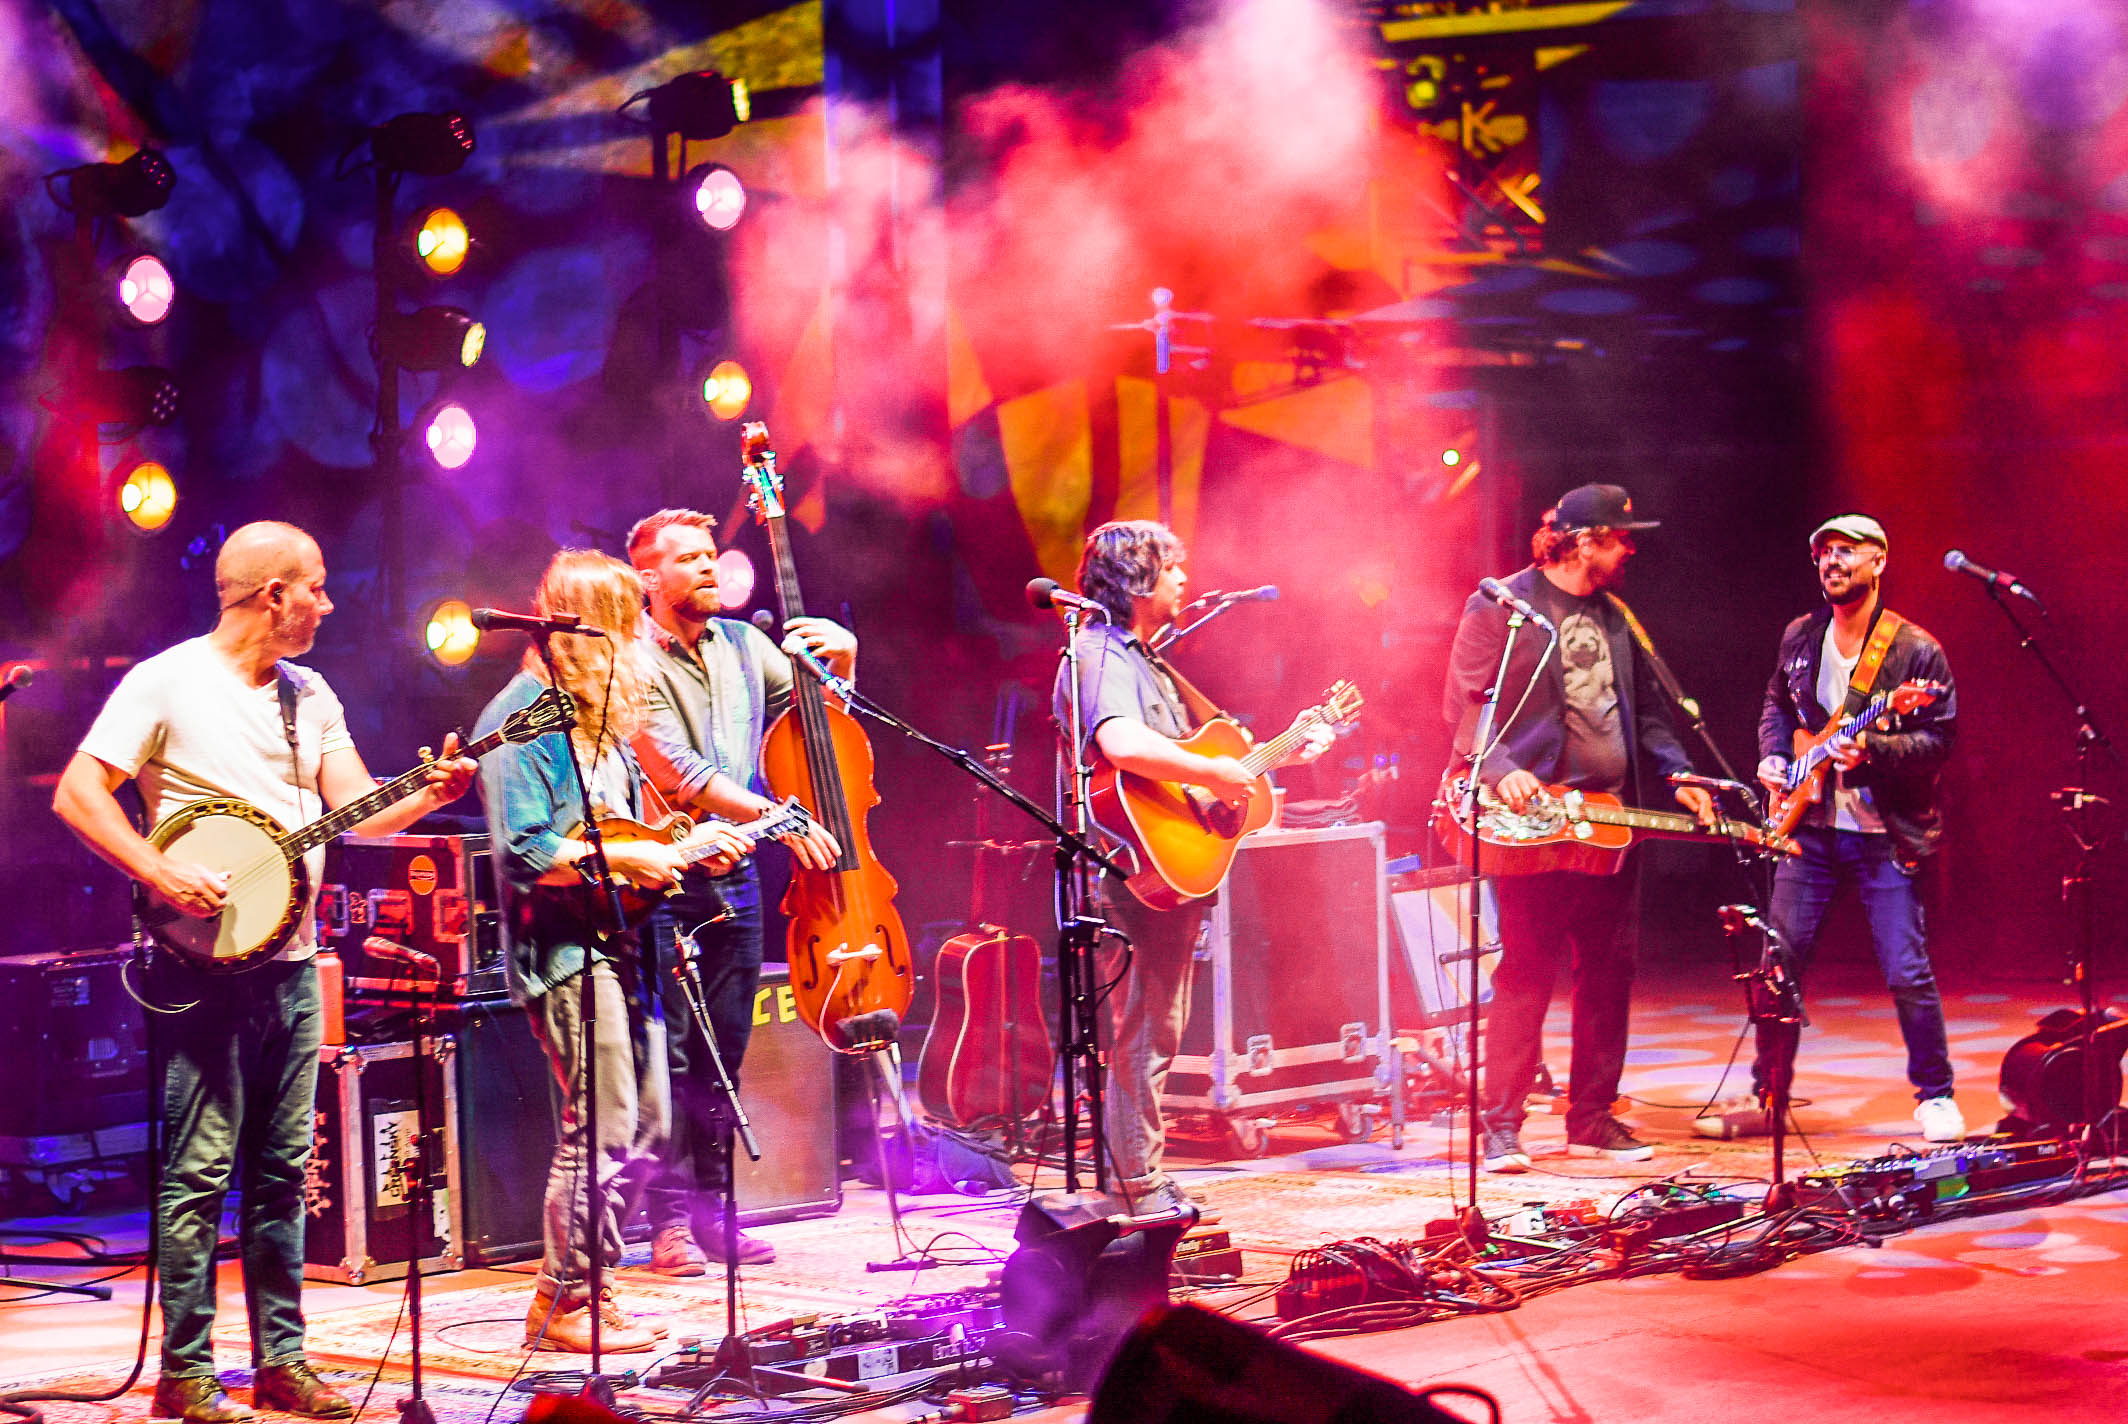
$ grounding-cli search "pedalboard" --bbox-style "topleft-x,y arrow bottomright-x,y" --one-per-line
1794,1136 -> 2072,1217
651,1291 -> 1006,1396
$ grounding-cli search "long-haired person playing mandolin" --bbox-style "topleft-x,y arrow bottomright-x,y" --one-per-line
52,521 -> 477,1423
1695,515 -> 1963,1143
1442,485 -> 1715,1176
625,507 -> 847,1274
1053,520 -> 1334,1219
471,550 -> 752,1352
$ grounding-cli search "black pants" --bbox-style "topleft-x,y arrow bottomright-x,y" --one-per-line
1481,868 -> 1638,1139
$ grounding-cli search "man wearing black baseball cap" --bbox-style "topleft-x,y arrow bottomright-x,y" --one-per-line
1696,513 -> 1964,1143
1443,484 -> 1714,1172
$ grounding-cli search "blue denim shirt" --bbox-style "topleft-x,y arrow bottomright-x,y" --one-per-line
474,670 -> 648,1003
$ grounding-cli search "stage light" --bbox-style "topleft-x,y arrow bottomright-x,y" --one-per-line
412,207 -> 471,276
715,549 -> 756,611
115,254 -> 175,325
1441,447 -> 1461,467
421,401 -> 477,470
372,111 -> 475,176
642,71 -> 748,140
117,460 -> 177,532
75,365 -> 181,432
700,360 -> 752,420
380,306 -> 484,370
421,599 -> 480,666
686,163 -> 747,232
60,148 -> 177,218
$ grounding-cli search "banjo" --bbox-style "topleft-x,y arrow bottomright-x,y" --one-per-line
141,689 -> 575,972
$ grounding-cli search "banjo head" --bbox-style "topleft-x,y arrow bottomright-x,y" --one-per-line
149,799 -> 306,971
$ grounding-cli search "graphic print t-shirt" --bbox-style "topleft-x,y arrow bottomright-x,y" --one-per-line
1530,578 -> 1628,795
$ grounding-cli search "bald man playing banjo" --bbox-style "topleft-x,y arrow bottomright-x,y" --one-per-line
53,521 -> 477,1423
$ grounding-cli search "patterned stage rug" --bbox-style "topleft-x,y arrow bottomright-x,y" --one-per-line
0,1367 -> 515,1424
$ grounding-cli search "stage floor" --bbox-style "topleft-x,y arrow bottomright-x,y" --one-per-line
5,954 -> 2125,1422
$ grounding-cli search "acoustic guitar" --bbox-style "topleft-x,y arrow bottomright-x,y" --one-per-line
143,689 -> 575,972
1764,679 -> 1946,840
1432,777 -> 1797,877
1092,680 -> 1363,910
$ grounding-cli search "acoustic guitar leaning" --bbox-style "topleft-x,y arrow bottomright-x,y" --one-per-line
1091,680 -> 1363,910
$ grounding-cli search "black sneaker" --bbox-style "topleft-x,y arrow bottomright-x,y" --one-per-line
1568,1116 -> 1654,1162
1482,1126 -> 1532,1174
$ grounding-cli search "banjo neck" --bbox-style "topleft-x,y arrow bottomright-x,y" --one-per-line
276,719 -> 518,859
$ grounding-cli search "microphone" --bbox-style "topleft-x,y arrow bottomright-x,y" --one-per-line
1943,550 -> 2040,604
362,935 -> 441,978
0,665 -> 30,703
754,610 -> 854,698
1207,584 -> 1279,605
471,608 -> 609,639
1476,577 -> 1556,633
1668,770 -> 1755,796
1026,577 -> 1110,618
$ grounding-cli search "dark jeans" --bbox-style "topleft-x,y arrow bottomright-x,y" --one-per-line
645,864 -> 764,1231
1754,826 -> 1953,1102
1096,884 -> 1207,1198
151,953 -> 324,1378
1482,869 -> 1638,1139
528,955 -> 669,1304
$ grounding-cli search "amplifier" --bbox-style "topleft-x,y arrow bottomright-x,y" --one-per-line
448,965 -> 840,1268
0,946 -> 148,1137
319,834 -> 506,999
304,1037 -> 464,1284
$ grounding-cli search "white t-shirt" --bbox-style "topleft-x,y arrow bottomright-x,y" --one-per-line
1815,622 -> 1886,835
79,636 -> 358,955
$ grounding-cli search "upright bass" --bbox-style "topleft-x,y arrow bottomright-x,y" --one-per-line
738,424 -> 913,1053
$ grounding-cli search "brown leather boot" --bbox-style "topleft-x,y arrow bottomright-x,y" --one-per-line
252,1363 -> 355,1419
525,1287 -> 656,1353
151,1376 -> 252,1423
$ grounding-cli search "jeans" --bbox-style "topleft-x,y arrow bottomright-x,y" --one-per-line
1482,869 -> 1638,1139
645,865 -> 764,1231
528,956 -> 669,1304
1754,826 -> 1952,1102
1096,885 -> 1206,1198
151,954 -> 324,1378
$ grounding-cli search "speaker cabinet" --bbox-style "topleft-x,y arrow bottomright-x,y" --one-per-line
0,946 -> 148,1137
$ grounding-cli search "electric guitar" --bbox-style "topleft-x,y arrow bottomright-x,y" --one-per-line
1764,679 -> 1946,840
143,690 -> 576,972
1433,777 -> 1798,877
552,796 -> 818,930
1092,680 -> 1363,910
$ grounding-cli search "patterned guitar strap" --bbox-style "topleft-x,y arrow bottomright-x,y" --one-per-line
1844,609 -> 1906,714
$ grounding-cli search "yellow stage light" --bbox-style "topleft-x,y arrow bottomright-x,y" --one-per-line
413,207 -> 471,276
422,599 -> 480,666
118,460 -> 177,531
701,360 -> 752,420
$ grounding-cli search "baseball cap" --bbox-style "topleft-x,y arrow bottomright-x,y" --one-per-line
1552,484 -> 1660,533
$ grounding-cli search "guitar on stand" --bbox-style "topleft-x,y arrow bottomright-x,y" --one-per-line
919,742 -> 1054,1133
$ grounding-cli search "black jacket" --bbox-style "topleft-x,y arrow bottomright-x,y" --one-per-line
1758,604 -> 1956,868
1441,565 -> 1694,807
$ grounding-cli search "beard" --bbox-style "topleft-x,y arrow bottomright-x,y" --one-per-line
1822,575 -> 1872,607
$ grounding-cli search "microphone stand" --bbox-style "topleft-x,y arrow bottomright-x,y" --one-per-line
524,633 -> 629,1403
1456,608 -> 1552,1238
1971,580 -> 2123,1154
390,950 -> 444,1424
1149,592 -> 1256,653
778,642 -> 1128,1206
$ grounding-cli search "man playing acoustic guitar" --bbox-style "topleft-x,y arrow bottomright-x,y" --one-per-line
1052,520 -> 1333,1218
1443,485 -> 1714,1174
53,521 -> 478,1421
1695,514 -> 1963,1143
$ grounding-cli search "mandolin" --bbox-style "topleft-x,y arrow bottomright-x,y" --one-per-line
544,797 -> 817,931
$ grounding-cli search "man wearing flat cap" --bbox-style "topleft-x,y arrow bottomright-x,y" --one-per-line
1696,513 -> 1964,1143
1443,483 -> 1714,1173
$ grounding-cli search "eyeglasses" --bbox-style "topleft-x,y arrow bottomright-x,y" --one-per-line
1813,544 -> 1877,566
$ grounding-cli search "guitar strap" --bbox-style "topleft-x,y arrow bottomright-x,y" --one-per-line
275,661 -> 307,820
1136,639 -> 1230,732
1843,609 -> 1906,714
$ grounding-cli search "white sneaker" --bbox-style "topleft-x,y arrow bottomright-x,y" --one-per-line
1915,1096 -> 1965,1143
